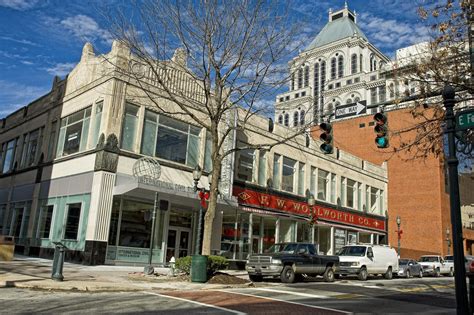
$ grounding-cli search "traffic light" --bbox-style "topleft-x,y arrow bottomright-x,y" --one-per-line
374,112 -> 389,148
319,122 -> 333,154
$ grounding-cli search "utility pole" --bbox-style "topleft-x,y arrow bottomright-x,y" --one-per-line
443,85 -> 469,314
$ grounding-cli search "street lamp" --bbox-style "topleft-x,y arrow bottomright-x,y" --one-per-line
192,166 -> 209,255
396,216 -> 401,258
306,189 -> 316,227
446,228 -> 451,256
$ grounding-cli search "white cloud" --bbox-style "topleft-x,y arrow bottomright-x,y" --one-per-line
45,62 -> 76,76
60,14 -> 112,44
0,0 -> 39,10
20,60 -> 33,65
359,13 -> 432,51
0,36 -> 39,46
0,80 -> 49,118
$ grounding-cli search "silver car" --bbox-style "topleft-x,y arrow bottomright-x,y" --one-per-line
398,259 -> 423,278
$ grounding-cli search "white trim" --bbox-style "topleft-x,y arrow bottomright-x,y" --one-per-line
143,292 -> 246,315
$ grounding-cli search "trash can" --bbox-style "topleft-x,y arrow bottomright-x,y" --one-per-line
0,235 -> 15,261
191,255 -> 208,283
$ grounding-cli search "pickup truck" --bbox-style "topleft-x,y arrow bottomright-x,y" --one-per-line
419,255 -> 454,277
245,242 -> 339,283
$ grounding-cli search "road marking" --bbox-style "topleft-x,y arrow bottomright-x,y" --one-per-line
251,288 -> 330,299
219,290 -> 352,314
143,291 -> 246,315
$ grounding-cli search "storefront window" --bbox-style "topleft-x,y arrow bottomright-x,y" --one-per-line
297,221 -> 311,242
64,203 -> 81,240
251,215 -> 261,254
221,212 -> 250,260
263,217 -> 276,251
334,228 -> 347,254
279,219 -> 294,243
346,179 -> 356,208
318,226 -> 331,254
318,169 -> 329,201
282,157 -> 296,193
119,199 -> 154,248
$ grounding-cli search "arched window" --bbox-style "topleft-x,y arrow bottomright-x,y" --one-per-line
304,66 -> 309,87
278,114 -> 283,124
293,111 -> 299,127
338,55 -> 344,78
284,113 -> 289,126
346,98 -> 352,104
370,54 -> 374,72
320,61 -> 326,86
300,110 -> 305,125
360,54 -> 363,72
351,54 -> 357,74
314,63 -> 320,101
297,68 -> 303,89
373,58 -> 377,71
330,57 -> 336,80
291,73 -> 295,90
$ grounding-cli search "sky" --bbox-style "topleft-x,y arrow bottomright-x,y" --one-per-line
0,0 -> 433,118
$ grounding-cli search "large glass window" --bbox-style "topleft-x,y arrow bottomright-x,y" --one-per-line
330,57 -> 336,80
57,107 -> 91,156
346,179 -> 356,208
351,53 -> 357,74
370,87 -> 377,104
142,110 -> 200,167
2,139 -> 16,173
121,103 -> 139,152
297,68 -> 303,89
379,86 -> 386,103
304,66 -> 309,88
310,166 -> 316,197
90,101 -> 103,148
237,148 -> 255,181
370,187 -> 379,213
21,129 -> 40,168
297,162 -> 305,195
317,169 -> 329,201
258,150 -> 266,186
330,173 -> 336,203
282,157 -> 296,193
38,205 -> 54,239
11,206 -> 24,238
340,177 -> 346,207
273,154 -> 281,189
64,203 -> 81,240
358,183 -> 363,211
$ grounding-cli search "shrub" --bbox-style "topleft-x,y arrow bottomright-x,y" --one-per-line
174,255 -> 229,277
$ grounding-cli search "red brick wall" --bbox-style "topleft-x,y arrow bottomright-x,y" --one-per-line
311,108 -> 452,259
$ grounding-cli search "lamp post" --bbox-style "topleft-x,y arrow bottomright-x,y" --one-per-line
446,228 -> 451,256
144,191 -> 158,275
443,85 -> 468,314
396,216 -> 401,258
192,166 -> 205,255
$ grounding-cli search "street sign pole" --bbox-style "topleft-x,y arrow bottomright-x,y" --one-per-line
443,85 -> 469,314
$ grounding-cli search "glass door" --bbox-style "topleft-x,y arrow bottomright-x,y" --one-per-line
166,229 -> 177,262
167,227 -> 191,261
178,230 -> 190,258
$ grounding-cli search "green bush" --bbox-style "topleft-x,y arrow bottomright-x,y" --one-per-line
175,256 -> 192,274
174,255 -> 228,276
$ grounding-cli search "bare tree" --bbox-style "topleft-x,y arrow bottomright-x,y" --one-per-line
382,0 -> 473,161
104,0 -> 311,255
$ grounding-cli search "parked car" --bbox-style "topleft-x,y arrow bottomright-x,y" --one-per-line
444,255 -> 453,264
337,244 -> 399,281
397,259 -> 423,278
419,255 -> 454,277
245,242 -> 339,283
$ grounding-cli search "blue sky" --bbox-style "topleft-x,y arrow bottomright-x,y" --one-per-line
0,0 -> 432,118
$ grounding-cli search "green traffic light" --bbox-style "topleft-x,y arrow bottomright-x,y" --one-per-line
375,137 -> 389,148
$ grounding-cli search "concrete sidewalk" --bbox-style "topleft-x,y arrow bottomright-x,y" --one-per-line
0,255 -> 252,292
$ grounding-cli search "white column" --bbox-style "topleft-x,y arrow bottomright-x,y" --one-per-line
329,226 -> 335,255
275,218 -> 280,243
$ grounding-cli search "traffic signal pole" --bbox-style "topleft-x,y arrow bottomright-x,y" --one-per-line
443,85 -> 469,314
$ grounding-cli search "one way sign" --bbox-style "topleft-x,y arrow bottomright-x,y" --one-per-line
334,100 -> 367,119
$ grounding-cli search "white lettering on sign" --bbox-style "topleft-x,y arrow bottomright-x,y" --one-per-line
335,102 -> 366,118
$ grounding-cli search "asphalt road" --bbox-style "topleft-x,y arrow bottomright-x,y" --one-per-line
0,277 -> 458,314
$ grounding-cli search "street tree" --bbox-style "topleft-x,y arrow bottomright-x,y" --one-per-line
386,0 -> 472,161
105,0 -> 310,255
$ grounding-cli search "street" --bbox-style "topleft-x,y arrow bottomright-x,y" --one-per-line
0,277 -> 457,314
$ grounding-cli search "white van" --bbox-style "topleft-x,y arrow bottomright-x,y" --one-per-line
337,244 -> 399,280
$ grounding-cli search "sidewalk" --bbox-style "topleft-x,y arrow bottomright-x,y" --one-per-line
0,255 -> 252,292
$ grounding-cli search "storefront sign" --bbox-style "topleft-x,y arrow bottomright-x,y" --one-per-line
137,176 -> 195,194
233,187 -> 386,232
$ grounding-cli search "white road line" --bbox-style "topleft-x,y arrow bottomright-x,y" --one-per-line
143,291 -> 246,315
252,288 -> 330,299
218,290 -> 352,314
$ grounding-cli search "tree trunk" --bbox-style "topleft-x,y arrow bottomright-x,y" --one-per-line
201,157 -> 222,255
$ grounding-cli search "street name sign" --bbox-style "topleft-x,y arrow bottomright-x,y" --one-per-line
335,100 -> 367,119
456,109 -> 474,131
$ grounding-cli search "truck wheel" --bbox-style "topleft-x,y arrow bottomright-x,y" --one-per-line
358,267 -> 368,281
281,265 -> 296,283
323,267 -> 335,282
448,268 -> 454,277
384,267 -> 393,280
434,268 -> 440,277
249,275 -> 263,282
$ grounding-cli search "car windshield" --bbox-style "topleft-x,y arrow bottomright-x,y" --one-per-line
399,259 -> 409,265
267,243 -> 298,254
420,256 -> 439,262
337,246 -> 366,257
